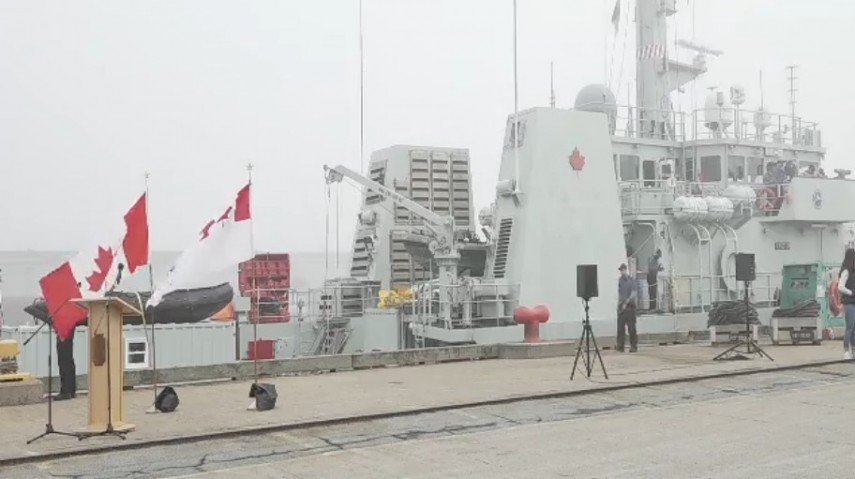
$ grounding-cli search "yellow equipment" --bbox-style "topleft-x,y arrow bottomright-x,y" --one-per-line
378,288 -> 414,309
0,339 -> 33,382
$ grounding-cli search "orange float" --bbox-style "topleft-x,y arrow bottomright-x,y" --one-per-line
829,280 -> 843,317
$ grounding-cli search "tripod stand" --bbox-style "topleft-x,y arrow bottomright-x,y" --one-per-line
26,320 -> 81,444
78,301 -> 127,440
571,298 -> 608,380
714,281 -> 774,361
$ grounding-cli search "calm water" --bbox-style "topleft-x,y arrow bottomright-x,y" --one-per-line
0,250 -> 349,326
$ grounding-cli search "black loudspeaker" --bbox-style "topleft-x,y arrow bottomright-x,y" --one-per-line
735,253 -> 756,282
155,386 -> 179,413
249,383 -> 278,412
577,264 -> 599,299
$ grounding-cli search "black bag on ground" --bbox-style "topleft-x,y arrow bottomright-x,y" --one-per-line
155,386 -> 180,413
249,383 -> 278,411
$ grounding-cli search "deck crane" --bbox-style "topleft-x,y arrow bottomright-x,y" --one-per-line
324,164 -> 459,326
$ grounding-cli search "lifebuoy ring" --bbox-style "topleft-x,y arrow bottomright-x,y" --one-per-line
756,187 -> 777,211
829,279 -> 843,317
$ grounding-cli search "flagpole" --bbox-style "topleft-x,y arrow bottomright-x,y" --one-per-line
512,0 -> 520,195
247,163 -> 259,386
145,172 -> 159,410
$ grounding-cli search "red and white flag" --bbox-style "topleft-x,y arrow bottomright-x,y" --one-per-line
148,183 -> 252,307
39,193 -> 150,340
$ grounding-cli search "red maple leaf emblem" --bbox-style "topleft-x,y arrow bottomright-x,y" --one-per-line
569,147 -> 585,171
199,206 -> 233,241
200,220 -> 216,240
85,246 -> 115,292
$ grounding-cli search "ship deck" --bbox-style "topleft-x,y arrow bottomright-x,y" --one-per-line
0,340 -> 846,466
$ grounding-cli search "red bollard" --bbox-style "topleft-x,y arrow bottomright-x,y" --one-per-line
513,305 -> 551,343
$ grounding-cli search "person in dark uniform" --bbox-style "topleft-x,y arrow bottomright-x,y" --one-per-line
55,324 -> 77,400
617,263 -> 638,353
647,249 -> 663,311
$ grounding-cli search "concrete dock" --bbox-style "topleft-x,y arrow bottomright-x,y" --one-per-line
0,341 -> 846,466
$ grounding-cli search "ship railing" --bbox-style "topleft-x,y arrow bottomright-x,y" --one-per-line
619,179 -> 802,218
668,272 -> 780,314
242,285 -> 387,324
408,282 -> 520,330
620,180 -> 726,215
619,179 -> 676,215
690,108 -> 821,147
612,105 -> 686,142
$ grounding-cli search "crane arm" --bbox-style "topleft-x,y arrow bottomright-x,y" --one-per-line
324,164 -> 452,231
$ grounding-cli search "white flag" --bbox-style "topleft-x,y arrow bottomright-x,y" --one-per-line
148,183 -> 252,307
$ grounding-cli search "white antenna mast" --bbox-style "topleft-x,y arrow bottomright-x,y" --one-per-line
550,61 -> 556,108
359,0 -> 365,175
786,65 -> 798,141
759,70 -> 764,109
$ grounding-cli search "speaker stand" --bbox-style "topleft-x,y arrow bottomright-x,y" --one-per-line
714,281 -> 774,362
26,322 -> 82,444
571,299 -> 608,380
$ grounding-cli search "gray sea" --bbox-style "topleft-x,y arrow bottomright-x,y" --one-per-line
0,250 -> 349,327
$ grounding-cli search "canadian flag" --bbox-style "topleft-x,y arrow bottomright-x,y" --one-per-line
39,193 -> 149,340
148,183 -> 252,307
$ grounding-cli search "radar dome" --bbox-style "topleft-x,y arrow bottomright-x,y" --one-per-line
574,84 -> 617,133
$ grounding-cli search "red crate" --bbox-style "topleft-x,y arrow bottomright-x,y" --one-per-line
239,253 -> 291,323
247,339 -> 276,360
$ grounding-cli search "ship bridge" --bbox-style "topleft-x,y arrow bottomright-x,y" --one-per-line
610,102 -> 850,224
603,101 -> 855,315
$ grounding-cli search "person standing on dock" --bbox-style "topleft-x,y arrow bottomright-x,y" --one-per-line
647,249 -> 664,311
617,264 -> 638,353
55,323 -> 77,400
838,248 -> 855,360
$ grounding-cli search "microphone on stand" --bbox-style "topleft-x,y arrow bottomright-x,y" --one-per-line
109,263 -> 125,293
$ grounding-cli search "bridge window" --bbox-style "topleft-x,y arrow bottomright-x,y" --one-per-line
642,160 -> 656,187
728,155 -> 745,181
619,155 -> 640,181
700,156 -> 722,182
747,157 -> 764,183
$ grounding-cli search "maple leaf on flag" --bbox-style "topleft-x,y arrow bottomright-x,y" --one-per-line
85,246 -> 115,292
200,220 -> 216,241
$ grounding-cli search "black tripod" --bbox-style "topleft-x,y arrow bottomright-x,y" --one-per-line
571,298 -> 609,380
714,281 -> 774,361
26,320 -> 81,444
79,301 -> 127,441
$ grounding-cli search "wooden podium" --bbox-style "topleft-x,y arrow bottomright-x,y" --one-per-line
72,297 -> 142,435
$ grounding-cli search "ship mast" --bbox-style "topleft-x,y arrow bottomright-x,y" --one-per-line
635,0 -> 710,140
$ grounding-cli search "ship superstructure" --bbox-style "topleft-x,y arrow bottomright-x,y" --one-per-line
331,0 -> 855,346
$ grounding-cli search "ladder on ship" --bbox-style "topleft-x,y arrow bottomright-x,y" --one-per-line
310,319 -> 351,355
684,224 -> 714,311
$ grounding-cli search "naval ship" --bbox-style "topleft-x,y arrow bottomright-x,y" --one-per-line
308,0 -> 855,352
7,1 -> 855,373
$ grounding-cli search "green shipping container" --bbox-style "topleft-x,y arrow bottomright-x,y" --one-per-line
779,262 -> 844,329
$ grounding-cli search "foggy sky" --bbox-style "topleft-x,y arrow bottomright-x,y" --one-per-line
1,0 -> 851,256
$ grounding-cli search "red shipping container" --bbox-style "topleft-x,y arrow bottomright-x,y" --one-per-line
247,339 -> 276,360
